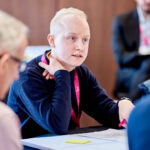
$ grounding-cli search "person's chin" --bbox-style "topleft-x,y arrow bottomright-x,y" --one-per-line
74,62 -> 83,67
68,59 -> 84,69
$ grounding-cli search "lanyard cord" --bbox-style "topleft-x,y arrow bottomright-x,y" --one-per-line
71,70 -> 80,128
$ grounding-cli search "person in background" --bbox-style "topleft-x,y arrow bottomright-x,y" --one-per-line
8,7 -> 134,139
112,0 -> 150,101
127,95 -> 150,150
0,11 -> 28,149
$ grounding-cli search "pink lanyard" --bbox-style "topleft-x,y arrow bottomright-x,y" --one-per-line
139,25 -> 149,46
71,70 -> 80,128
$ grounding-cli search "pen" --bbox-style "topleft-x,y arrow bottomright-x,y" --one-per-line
118,119 -> 126,127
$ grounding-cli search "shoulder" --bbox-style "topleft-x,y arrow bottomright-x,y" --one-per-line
77,64 -> 89,72
76,64 -> 97,83
0,102 -> 16,118
115,9 -> 138,23
10,55 -> 47,96
0,102 -> 22,149
0,102 -> 20,134
18,55 -> 45,84
26,55 -> 43,74
133,96 -> 150,115
77,64 -> 94,77
128,96 -> 150,127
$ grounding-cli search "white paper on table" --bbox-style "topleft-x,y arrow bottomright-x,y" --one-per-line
22,129 -> 128,150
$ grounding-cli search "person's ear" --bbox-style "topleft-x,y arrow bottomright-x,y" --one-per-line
0,53 -> 10,73
47,34 -> 55,48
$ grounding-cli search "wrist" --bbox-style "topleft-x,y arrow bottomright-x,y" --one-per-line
118,97 -> 132,106
119,97 -> 132,102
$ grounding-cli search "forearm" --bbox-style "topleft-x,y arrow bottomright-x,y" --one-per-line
49,70 -> 72,133
18,70 -> 72,134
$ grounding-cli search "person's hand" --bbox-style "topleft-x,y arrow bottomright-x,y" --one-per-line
118,99 -> 134,128
39,55 -> 66,80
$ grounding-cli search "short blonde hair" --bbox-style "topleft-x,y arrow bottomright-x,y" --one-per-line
0,11 -> 29,54
50,7 -> 87,35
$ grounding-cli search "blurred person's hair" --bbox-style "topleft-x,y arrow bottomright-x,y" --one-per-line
0,11 -> 29,55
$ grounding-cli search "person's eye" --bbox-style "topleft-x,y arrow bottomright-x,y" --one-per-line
70,36 -> 75,40
66,36 -> 76,41
83,38 -> 88,43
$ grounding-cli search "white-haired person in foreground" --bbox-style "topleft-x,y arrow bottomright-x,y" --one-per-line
8,7 -> 134,139
0,11 -> 28,149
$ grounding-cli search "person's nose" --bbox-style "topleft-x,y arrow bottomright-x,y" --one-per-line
75,39 -> 84,50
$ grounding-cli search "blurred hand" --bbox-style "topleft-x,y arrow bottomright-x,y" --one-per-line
118,99 -> 134,128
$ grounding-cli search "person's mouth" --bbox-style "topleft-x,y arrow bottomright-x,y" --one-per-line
72,54 -> 83,57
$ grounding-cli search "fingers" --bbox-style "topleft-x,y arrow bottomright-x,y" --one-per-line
122,124 -> 127,128
46,74 -> 50,80
43,70 -> 48,76
39,62 -> 49,70
39,55 -> 66,79
45,74 -> 54,80
119,118 -> 127,128
44,74 -> 55,80
49,75 -> 55,80
39,62 -> 55,80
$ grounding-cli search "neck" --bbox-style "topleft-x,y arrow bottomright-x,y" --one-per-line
51,50 -> 75,72
61,61 -> 75,72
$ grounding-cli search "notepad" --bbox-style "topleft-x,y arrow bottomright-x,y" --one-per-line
65,139 -> 91,144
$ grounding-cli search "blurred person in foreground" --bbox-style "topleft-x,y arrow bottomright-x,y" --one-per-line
0,11 -> 28,149
128,95 -> 150,150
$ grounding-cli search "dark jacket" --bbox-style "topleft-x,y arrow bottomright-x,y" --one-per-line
7,55 -> 120,138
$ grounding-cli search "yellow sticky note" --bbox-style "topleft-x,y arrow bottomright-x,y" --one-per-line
65,139 -> 91,144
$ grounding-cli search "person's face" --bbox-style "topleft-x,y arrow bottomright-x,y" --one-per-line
136,0 -> 150,14
0,34 -> 28,99
49,15 -> 90,70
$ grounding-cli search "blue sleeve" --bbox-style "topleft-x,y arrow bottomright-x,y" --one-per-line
15,68 -> 72,134
81,65 -> 120,128
128,97 -> 150,150
138,79 -> 150,94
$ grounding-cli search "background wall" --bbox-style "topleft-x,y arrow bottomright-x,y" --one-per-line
0,0 -> 136,127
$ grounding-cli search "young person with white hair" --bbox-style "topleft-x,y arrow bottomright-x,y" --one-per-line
0,11 -> 29,149
8,7 -> 134,138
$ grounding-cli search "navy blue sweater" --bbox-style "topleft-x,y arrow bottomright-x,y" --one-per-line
7,55 -> 120,138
